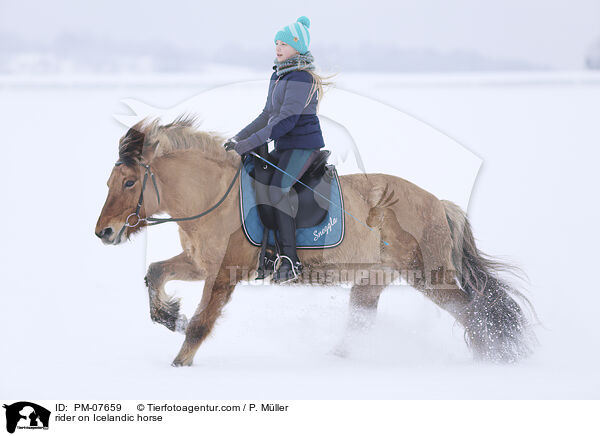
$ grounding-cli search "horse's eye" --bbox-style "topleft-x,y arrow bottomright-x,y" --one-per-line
125,180 -> 135,188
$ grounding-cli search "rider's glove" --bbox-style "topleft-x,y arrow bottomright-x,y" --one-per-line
223,136 -> 239,151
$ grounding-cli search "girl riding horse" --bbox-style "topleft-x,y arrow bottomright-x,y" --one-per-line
224,16 -> 333,283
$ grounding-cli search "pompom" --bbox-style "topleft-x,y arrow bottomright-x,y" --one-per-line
297,16 -> 310,29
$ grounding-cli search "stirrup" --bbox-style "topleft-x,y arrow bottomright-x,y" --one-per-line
272,255 -> 303,283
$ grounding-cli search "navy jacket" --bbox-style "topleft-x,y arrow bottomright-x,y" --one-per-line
234,66 -> 325,154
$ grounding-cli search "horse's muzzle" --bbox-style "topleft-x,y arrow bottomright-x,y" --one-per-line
96,226 -> 118,245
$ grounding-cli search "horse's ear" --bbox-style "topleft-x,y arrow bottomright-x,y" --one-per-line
142,140 -> 160,161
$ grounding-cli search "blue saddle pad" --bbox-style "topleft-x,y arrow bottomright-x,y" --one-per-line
239,158 -> 345,249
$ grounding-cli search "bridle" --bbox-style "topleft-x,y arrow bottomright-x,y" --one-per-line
114,158 -> 244,243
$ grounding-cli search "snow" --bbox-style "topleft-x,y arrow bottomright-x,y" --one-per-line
1,70 -> 599,399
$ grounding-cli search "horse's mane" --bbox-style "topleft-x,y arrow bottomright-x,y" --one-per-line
118,113 -> 239,168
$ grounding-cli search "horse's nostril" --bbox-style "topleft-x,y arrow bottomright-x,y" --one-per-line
96,227 -> 113,239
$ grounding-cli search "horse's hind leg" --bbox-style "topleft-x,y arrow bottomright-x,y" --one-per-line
144,252 -> 207,333
334,279 -> 389,357
348,283 -> 387,331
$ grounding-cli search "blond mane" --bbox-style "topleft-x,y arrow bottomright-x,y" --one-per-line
118,113 -> 240,168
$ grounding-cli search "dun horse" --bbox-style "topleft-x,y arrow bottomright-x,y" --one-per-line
95,116 -> 536,367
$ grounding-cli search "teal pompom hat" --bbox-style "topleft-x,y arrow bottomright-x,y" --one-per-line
274,16 -> 311,55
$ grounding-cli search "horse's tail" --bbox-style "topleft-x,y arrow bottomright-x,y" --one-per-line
441,199 -> 538,362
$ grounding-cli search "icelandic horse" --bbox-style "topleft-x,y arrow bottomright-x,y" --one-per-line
95,116 -> 536,366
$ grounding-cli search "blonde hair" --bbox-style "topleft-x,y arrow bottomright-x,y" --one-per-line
300,67 -> 339,113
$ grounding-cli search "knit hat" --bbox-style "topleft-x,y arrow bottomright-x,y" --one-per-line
274,16 -> 311,55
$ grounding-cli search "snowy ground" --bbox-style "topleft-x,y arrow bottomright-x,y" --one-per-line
1,70 -> 599,399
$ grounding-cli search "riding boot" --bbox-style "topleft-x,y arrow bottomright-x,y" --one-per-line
274,206 -> 298,262
272,207 -> 303,283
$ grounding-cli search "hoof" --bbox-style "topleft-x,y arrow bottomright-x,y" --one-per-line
149,298 -> 183,332
175,314 -> 188,334
331,342 -> 349,358
171,358 -> 193,367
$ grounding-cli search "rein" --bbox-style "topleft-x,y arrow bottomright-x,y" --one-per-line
115,158 -> 244,242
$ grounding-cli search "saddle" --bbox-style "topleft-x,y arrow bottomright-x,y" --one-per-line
250,146 -> 333,229
239,145 -> 345,278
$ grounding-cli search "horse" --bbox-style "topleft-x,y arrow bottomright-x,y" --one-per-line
95,115 -> 536,367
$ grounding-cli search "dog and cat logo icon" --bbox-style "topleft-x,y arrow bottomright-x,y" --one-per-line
3,402 -> 50,433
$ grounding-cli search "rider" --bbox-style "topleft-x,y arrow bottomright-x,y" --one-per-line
224,16 -> 328,283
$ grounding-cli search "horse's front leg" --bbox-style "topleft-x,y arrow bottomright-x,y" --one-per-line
171,264 -> 239,367
170,227 -> 257,366
144,251 -> 207,333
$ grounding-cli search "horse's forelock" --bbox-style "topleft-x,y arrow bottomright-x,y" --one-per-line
118,120 -> 147,167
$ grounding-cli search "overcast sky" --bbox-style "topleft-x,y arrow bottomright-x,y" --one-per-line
1,0 -> 599,69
